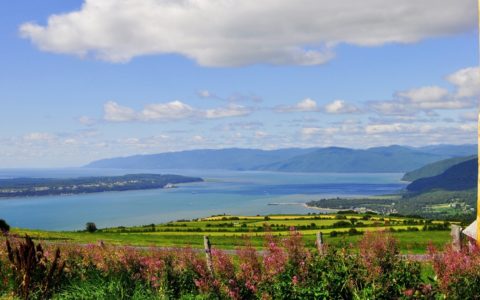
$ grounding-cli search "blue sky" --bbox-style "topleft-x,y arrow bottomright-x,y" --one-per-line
0,0 -> 478,167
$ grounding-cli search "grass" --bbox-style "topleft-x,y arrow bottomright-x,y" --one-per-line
8,213 -> 452,253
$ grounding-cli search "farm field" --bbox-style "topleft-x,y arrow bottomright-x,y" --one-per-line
8,213 -> 453,254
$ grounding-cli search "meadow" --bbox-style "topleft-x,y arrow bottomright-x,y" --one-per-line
8,213 -> 453,254
0,217 -> 476,300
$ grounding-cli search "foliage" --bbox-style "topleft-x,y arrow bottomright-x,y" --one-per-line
429,242 -> 480,299
5,235 -> 65,299
0,219 -> 9,234
1,222 -> 470,298
85,222 -> 98,233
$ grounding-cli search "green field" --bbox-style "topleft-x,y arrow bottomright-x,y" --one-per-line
8,213 -> 453,254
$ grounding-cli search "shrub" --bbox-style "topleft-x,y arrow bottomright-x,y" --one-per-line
85,222 -> 97,233
0,219 -> 9,234
356,231 -> 426,298
429,242 -> 480,299
332,220 -> 351,228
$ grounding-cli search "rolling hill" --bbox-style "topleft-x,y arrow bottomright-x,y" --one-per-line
406,158 -> 477,193
402,155 -> 476,182
255,145 -> 450,172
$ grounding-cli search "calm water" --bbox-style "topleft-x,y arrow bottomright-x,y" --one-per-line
0,169 -> 406,230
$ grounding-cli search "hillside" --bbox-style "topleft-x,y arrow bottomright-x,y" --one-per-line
256,145 -> 448,173
415,144 -> 476,157
84,145 -> 471,173
402,155 -> 476,181
406,158 -> 477,193
86,148 -> 316,170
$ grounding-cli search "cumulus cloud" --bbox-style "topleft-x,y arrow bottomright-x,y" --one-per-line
103,101 -> 251,122
368,67 -> 479,115
276,98 -> 318,112
104,101 -> 137,122
324,100 -> 360,114
365,123 -> 433,135
142,101 -> 195,121
447,67 -> 480,98
301,127 -> 340,137
197,90 -> 262,103
205,104 -> 251,119
19,0 -> 475,66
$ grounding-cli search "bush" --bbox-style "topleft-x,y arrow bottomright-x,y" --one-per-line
0,219 -> 9,234
429,243 -> 480,299
85,222 -> 97,233
1,227 -> 470,299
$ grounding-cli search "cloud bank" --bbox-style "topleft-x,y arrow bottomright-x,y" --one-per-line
20,0 -> 475,66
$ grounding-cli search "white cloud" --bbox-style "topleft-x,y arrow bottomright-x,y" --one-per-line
254,131 -> 268,139
301,127 -> 340,138
447,67 -> 480,98
104,101 -> 137,122
324,100 -> 360,114
103,101 -> 251,122
296,98 -> 318,111
19,0 -> 475,66
78,116 -> 96,126
397,86 -> 449,103
276,98 -> 318,112
23,132 -> 57,142
141,101 -> 195,121
204,104 -> 251,119
192,135 -> 205,142
197,90 -> 213,98
368,67 -> 479,115
365,123 -> 433,135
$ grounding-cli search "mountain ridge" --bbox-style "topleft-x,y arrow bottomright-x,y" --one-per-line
85,144 -> 476,173
406,158 -> 477,193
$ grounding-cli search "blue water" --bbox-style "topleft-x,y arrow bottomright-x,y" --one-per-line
0,169 -> 406,231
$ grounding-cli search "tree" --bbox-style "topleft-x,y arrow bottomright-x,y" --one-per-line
0,219 -> 10,233
85,222 -> 97,233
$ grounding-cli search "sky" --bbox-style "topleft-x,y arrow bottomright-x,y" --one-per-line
0,0 -> 479,168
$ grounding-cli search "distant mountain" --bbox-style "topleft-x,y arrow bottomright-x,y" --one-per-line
86,148 -> 316,170
406,158 -> 477,193
415,144 -> 476,157
86,145 -> 473,173
402,155 -> 476,182
255,145 -> 449,173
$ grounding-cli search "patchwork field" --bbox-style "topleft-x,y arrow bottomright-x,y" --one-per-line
8,213 -> 453,254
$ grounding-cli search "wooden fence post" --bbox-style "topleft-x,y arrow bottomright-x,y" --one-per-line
316,232 -> 324,255
204,235 -> 214,276
450,224 -> 462,251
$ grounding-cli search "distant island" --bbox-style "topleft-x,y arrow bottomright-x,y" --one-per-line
0,174 -> 203,198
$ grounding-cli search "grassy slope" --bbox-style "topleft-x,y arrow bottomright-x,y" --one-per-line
8,214 -> 451,254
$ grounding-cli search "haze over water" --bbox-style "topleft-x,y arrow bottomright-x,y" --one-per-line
0,169 -> 405,230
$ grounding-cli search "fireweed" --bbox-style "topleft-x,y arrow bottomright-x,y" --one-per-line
429,240 -> 480,299
0,229 -> 470,299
